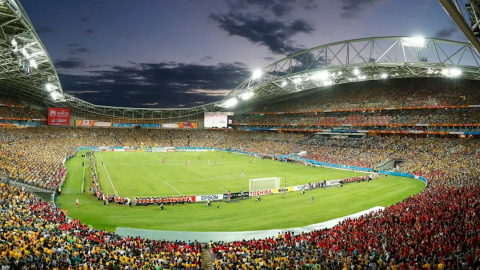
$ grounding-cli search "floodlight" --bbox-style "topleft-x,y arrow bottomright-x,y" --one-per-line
224,98 -> 238,108
353,68 -> 360,76
293,78 -> 302,84
11,39 -> 16,47
50,92 -> 58,101
281,81 -> 287,87
449,68 -> 462,77
252,69 -> 263,79
29,59 -> 37,69
402,37 -> 426,47
45,83 -> 53,91
337,71 -> 342,75
317,71 -> 330,81
443,68 -> 462,77
380,73 -> 388,79
240,91 -> 254,101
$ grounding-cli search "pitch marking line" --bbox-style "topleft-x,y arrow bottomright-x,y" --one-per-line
219,187 -> 228,192
163,181 -> 183,195
98,152 -> 119,197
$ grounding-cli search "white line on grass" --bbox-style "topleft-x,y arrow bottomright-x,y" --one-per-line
219,187 -> 228,192
98,152 -> 119,196
163,181 -> 183,195
82,154 -> 86,183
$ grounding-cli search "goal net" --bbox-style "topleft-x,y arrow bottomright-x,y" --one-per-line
249,177 -> 281,191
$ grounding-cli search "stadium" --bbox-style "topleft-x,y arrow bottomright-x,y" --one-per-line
0,0 -> 480,269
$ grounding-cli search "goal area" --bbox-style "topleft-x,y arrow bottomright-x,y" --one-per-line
249,177 -> 281,191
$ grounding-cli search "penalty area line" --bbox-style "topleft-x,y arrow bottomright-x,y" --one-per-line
163,181 -> 183,195
98,152 -> 119,197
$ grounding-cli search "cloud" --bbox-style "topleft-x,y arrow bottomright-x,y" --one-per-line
137,102 -> 159,106
84,29 -> 95,34
339,0 -> 384,18
209,12 -> 314,55
226,0 -> 318,17
54,58 -> 86,69
264,56 -> 276,62
201,56 -> 213,61
435,25 -> 458,39
80,17 -> 90,22
67,43 -> 79,47
184,89 -> 232,96
58,61 -> 250,108
70,47 -> 90,55
36,27 -> 54,34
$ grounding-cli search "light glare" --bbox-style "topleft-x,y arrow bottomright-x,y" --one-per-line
224,98 -> 238,108
252,69 -> 263,79
353,68 -> 360,76
402,37 -> 426,47
240,91 -> 254,100
293,78 -> 302,84
29,59 -> 37,69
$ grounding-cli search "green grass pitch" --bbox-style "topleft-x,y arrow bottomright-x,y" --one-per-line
56,150 -> 425,232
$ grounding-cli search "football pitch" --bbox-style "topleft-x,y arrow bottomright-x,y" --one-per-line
95,150 -> 370,197
57,150 -> 425,232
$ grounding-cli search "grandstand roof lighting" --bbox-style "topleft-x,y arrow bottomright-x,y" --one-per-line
252,69 -> 263,80
353,68 -> 360,76
224,97 -> 238,108
380,73 -> 388,79
281,81 -> 287,87
45,83 -> 53,92
29,59 -> 37,69
240,91 -> 254,100
402,37 -> 426,47
337,71 -> 342,75
442,68 -> 462,77
293,78 -> 302,84
317,71 -> 330,81
50,91 -> 58,101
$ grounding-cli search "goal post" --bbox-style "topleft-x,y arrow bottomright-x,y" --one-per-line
249,177 -> 282,191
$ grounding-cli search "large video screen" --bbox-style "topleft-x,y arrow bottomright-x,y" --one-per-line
204,112 -> 234,128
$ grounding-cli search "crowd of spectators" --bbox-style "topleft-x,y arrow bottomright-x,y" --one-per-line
235,108 -> 480,126
252,78 -> 480,112
0,183 -> 203,269
0,127 -> 479,269
0,95 -> 44,120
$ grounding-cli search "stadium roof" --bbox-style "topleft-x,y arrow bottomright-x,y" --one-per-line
223,36 -> 480,109
4,0 -> 480,119
0,0 -> 64,105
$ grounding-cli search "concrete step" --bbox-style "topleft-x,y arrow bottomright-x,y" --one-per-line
201,247 -> 214,270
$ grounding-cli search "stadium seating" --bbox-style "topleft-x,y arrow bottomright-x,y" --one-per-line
0,183 -> 202,269
0,125 -> 479,269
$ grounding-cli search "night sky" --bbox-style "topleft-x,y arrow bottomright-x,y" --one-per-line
20,0 -> 464,108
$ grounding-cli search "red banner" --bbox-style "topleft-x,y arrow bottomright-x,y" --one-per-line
76,120 -> 95,126
48,108 -> 70,126
179,122 -> 198,129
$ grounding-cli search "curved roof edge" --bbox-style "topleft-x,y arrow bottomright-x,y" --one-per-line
223,36 -> 480,109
